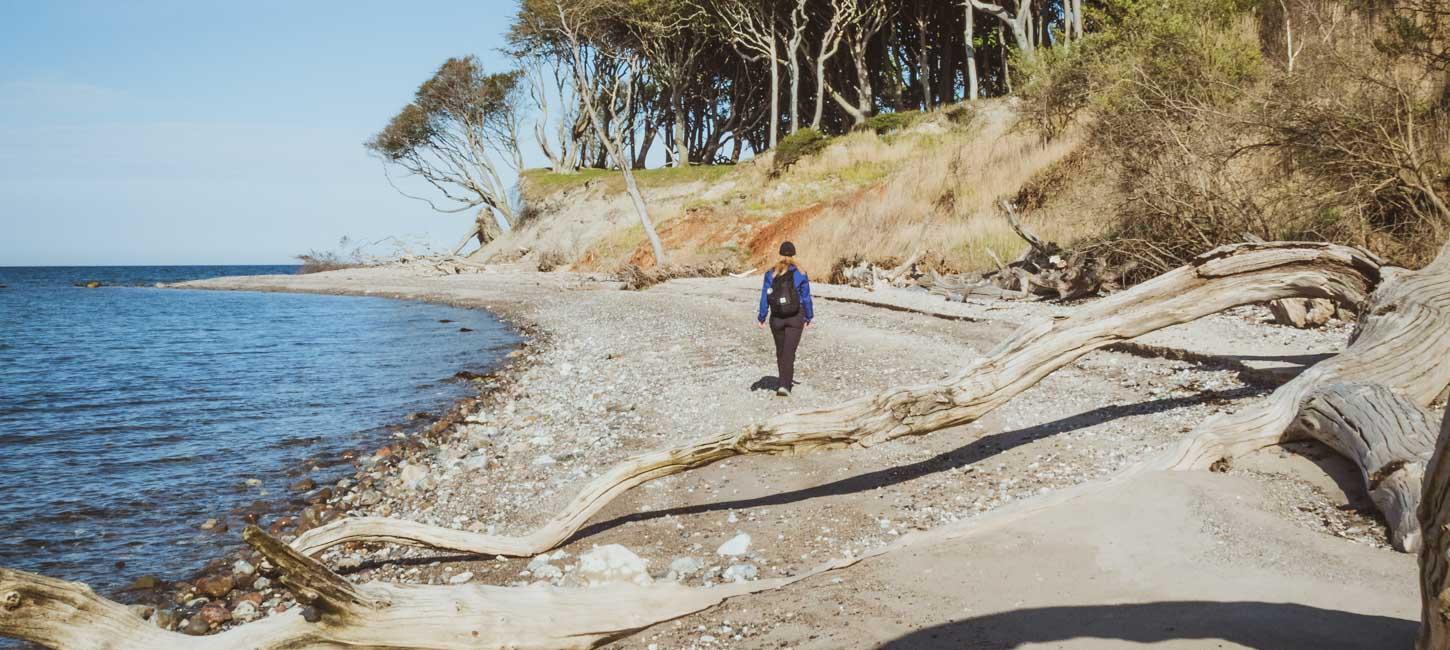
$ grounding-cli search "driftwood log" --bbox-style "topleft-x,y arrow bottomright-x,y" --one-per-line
0,524 -> 857,650
291,241 -> 1386,558
829,251 -> 926,290
1419,409 -> 1450,650
1156,245 -> 1450,549
1296,383 -> 1439,550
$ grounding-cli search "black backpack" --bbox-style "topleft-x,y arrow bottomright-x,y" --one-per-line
769,269 -> 801,318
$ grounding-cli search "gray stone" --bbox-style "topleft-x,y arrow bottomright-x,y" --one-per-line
715,532 -> 751,556
668,556 -> 703,579
231,600 -> 259,622
577,544 -> 652,586
723,563 -> 758,582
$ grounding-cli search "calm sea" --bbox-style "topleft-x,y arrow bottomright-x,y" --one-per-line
0,266 -> 518,593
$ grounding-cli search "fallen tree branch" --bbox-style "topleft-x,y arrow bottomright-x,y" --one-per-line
293,241 -> 1385,558
0,525 -> 846,649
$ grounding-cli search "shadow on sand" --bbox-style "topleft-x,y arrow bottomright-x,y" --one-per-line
564,387 -> 1261,545
876,601 -> 1417,649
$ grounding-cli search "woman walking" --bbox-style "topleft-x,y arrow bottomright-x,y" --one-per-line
757,241 -> 814,397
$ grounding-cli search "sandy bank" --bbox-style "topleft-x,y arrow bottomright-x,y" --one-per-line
167,265 -> 1416,649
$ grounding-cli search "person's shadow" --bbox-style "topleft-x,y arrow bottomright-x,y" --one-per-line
749,376 -> 781,391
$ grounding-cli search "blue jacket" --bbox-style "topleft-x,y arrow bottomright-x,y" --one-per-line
758,266 -> 814,322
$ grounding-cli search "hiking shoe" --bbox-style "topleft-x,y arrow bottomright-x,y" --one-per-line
776,387 -> 790,397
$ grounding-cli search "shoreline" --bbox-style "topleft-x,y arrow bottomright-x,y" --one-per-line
111,276 -> 540,633
107,264 -> 1419,646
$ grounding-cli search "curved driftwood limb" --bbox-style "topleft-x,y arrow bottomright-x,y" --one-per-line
1148,243 -> 1450,554
0,525 -> 854,649
1296,383 -> 1438,551
1158,251 -> 1450,475
293,242 -> 1384,558
1418,409 -> 1450,650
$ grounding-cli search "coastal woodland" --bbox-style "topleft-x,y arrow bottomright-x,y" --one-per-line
4,0 -> 1450,648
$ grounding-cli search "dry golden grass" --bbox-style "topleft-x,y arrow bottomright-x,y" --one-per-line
785,104 -> 1099,274
541,99 -> 1106,276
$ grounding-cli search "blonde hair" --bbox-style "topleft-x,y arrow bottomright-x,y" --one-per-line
773,256 -> 798,277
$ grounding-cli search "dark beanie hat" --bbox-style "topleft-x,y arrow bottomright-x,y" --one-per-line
779,241 -> 797,257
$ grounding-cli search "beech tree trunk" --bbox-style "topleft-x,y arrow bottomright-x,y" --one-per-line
964,2 -> 979,100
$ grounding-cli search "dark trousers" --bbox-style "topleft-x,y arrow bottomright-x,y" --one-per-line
769,313 -> 805,389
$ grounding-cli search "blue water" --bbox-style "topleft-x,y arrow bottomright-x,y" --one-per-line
0,266 -> 518,592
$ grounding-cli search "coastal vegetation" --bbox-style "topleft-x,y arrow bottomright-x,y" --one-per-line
364,0 -> 1446,295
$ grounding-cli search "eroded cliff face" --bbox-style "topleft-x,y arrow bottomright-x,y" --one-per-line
481,172 -> 743,270
489,99 -> 1097,276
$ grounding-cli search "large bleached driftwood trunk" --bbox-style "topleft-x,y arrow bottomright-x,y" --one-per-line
1156,245 -> 1450,550
292,242 -> 1385,558
1421,409 -> 1450,650
1297,383 -> 1439,550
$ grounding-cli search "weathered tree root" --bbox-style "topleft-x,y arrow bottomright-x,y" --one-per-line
294,241 -> 1387,558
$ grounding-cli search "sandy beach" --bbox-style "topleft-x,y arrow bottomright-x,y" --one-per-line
166,263 -> 1420,649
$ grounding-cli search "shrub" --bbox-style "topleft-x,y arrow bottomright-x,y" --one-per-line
863,110 -> 922,135
772,128 -> 831,174
535,250 -> 568,272
296,251 -> 365,274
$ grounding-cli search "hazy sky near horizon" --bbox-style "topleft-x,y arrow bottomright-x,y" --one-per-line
0,0 -> 532,266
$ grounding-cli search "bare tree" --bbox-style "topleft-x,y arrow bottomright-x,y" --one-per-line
971,0 -> 1035,61
550,0 -> 668,264
962,0 -> 979,100
829,0 -> 892,126
632,2 -> 706,167
784,0 -> 808,133
911,0 -> 935,109
366,56 -> 525,255
521,53 -> 585,174
809,0 -> 853,129
714,0 -> 781,147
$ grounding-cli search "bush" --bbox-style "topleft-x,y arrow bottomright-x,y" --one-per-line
296,251 -> 365,275
941,104 -> 977,128
772,128 -> 831,174
863,110 -> 921,135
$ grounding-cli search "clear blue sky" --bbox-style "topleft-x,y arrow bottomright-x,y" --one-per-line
0,0 -> 529,266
